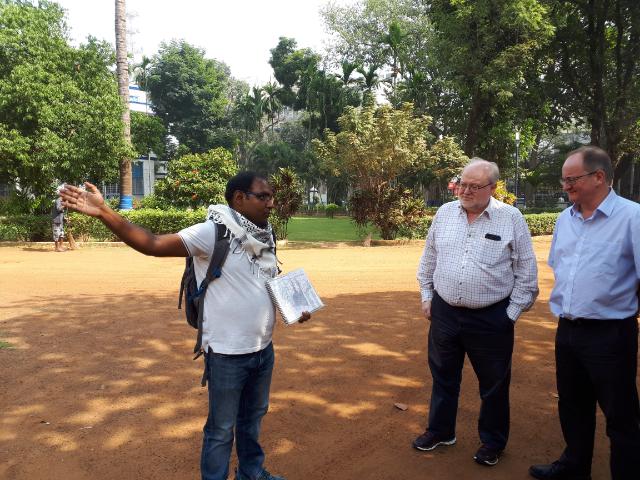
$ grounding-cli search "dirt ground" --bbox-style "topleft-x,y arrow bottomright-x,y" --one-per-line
0,237 -> 627,480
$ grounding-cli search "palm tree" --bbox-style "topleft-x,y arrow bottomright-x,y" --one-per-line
250,86 -> 266,136
133,55 -> 152,92
357,64 -> 380,106
262,80 -> 283,132
381,21 -> 405,90
336,60 -> 360,86
115,0 -> 132,209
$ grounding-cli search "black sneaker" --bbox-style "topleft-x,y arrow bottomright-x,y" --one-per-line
412,431 -> 456,451
529,461 -> 592,480
474,444 -> 503,466
235,469 -> 285,480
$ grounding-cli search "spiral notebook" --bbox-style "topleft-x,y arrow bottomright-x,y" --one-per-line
266,268 -> 325,325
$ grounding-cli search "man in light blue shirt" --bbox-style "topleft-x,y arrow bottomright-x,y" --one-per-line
529,146 -> 640,480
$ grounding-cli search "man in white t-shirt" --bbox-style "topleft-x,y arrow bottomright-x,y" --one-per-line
60,172 -> 310,480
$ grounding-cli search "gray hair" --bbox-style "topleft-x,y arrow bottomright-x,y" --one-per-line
568,145 -> 614,182
466,157 -> 500,184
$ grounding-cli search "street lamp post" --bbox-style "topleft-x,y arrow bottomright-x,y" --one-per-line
515,129 -> 521,206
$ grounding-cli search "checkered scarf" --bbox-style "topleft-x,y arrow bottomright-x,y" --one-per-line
206,204 -> 278,279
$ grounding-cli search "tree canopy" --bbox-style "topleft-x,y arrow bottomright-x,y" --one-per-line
153,147 -> 238,209
0,0 -> 132,203
146,40 -> 230,153
313,103 -> 451,238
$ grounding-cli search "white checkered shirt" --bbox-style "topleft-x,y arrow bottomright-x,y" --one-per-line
417,197 -> 538,321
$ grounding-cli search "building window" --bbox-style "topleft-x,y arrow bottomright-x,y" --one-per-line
132,162 -> 144,195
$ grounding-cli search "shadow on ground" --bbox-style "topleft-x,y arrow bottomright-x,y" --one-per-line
0,287 -> 614,480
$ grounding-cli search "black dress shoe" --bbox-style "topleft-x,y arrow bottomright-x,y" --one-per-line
529,461 -> 591,480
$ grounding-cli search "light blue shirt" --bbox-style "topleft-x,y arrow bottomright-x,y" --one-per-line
548,189 -> 640,320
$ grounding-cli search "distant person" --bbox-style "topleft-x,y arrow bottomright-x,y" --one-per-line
51,194 -> 76,252
414,158 -> 538,467
60,171 -> 310,480
529,146 -> 640,480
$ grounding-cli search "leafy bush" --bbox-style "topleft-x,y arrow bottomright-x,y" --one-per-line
0,192 -> 51,215
350,187 -> 426,240
397,215 -> 433,239
0,223 -> 29,241
0,214 -> 51,241
325,203 -> 339,218
522,206 -> 565,214
524,213 -> 559,236
270,168 -> 304,239
154,148 -> 238,209
0,209 -> 560,242
493,180 -> 516,205
72,208 -> 210,241
136,193 -> 167,209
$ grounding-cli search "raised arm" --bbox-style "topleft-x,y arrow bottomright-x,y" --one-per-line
60,182 -> 188,257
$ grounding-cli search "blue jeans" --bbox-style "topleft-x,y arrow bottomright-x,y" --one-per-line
201,342 -> 274,480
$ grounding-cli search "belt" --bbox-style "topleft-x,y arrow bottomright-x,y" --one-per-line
559,316 -> 600,326
559,315 -> 636,326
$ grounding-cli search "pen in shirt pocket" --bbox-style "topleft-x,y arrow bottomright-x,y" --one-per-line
485,233 -> 501,241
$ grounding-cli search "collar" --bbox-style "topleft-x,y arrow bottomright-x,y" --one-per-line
456,196 -> 498,219
570,188 -> 616,218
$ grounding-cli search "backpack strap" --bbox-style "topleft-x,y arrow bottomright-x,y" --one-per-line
178,259 -> 189,310
193,224 -> 230,359
272,229 -> 281,274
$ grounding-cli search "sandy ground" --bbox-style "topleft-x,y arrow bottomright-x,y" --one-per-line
0,237 -> 628,480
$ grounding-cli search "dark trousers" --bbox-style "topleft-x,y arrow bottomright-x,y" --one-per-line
555,316 -> 640,480
426,291 -> 514,450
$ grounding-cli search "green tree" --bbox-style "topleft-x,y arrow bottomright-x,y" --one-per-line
269,37 -> 320,108
268,37 -> 363,141
262,80 -> 283,132
313,103 -> 432,239
427,0 -> 555,160
0,1 -> 132,207
132,55 -> 152,91
323,0 -> 557,168
130,112 -> 167,159
153,148 -> 238,208
146,40 -> 229,153
546,0 -> 640,172
424,136 -> 469,190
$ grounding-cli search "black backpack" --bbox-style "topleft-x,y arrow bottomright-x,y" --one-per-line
179,223 -> 231,363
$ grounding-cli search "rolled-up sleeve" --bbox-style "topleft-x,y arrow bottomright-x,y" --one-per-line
507,213 -> 539,320
417,213 -> 439,303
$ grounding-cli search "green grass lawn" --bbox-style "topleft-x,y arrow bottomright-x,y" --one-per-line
285,216 -> 380,242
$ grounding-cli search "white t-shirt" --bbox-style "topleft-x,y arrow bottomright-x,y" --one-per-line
178,221 -> 275,354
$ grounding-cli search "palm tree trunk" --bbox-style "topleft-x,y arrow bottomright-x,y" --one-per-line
116,0 -> 133,209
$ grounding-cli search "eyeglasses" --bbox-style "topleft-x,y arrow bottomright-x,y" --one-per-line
458,182 -> 492,192
559,171 -> 598,186
244,191 -> 274,202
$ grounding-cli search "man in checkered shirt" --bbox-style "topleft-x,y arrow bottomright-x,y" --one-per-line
413,158 -> 538,467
